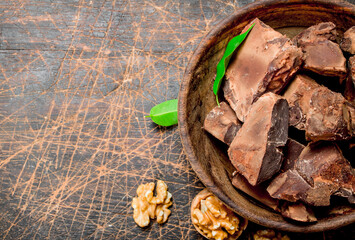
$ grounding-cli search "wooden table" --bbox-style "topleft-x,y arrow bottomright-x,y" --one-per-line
0,0 -> 354,239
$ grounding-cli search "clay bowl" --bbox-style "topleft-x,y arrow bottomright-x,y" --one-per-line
178,0 -> 355,233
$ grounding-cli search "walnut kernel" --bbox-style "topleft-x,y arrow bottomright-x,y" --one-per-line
191,189 -> 247,240
132,180 -> 172,227
148,180 -> 168,204
251,229 -> 290,240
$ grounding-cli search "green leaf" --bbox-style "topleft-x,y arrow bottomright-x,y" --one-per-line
145,99 -> 178,127
213,23 -> 255,105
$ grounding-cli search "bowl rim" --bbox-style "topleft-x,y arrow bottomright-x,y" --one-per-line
178,0 -> 355,233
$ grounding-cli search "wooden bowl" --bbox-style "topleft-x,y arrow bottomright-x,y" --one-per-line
178,0 -> 355,233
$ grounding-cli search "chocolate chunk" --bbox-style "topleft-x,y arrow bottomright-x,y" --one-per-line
224,18 -> 302,122
350,56 -> 355,86
283,75 -> 352,141
293,22 -> 337,46
344,56 -> 355,105
295,142 -> 355,206
280,202 -> 317,222
305,87 -> 351,141
344,57 -> 355,136
294,22 -> 346,81
340,26 -> 355,54
231,172 -> 279,211
267,169 -> 311,203
283,75 -> 319,129
282,139 -> 305,172
204,102 -> 241,145
343,102 -> 355,136
268,141 -> 355,206
302,41 -> 347,80
228,93 -> 289,186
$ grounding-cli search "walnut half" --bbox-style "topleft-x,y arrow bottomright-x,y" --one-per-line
191,189 -> 248,240
250,229 -> 290,240
132,180 -> 172,227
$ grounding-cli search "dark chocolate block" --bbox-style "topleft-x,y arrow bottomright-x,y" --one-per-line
340,26 -> 355,54
228,93 -> 289,186
224,18 -> 302,122
203,101 -> 241,145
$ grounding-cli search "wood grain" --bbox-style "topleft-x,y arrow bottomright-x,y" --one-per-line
0,0 -> 354,239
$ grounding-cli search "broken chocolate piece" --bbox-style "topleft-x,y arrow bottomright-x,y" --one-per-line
284,75 -> 352,141
267,170 -> 336,206
203,102 -> 241,145
283,75 -> 319,129
295,142 -> 355,206
280,202 -> 317,222
293,22 -> 346,80
305,87 -> 351,141
293,22 -> 337,46
232,172 -> 279,211
223,18 -> 302,122
281,139 -> 305,172
268,141 -> 355,207
344,58 -> 355,136
343,102 -> 355,136
340,26 -> 355,54
302,41 -> 347,80
267,169 -> 311,203
344,56 -> 355,105
228,93 -> 289,186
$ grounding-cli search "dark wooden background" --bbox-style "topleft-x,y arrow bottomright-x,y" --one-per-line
0,0 -> 354,239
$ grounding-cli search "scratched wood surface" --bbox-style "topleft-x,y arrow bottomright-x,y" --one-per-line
0,0 -> 354,239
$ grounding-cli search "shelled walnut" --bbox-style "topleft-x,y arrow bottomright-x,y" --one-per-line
191,189 -> 248,240
250,229 -> 290,240
132,180 -> 172,227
